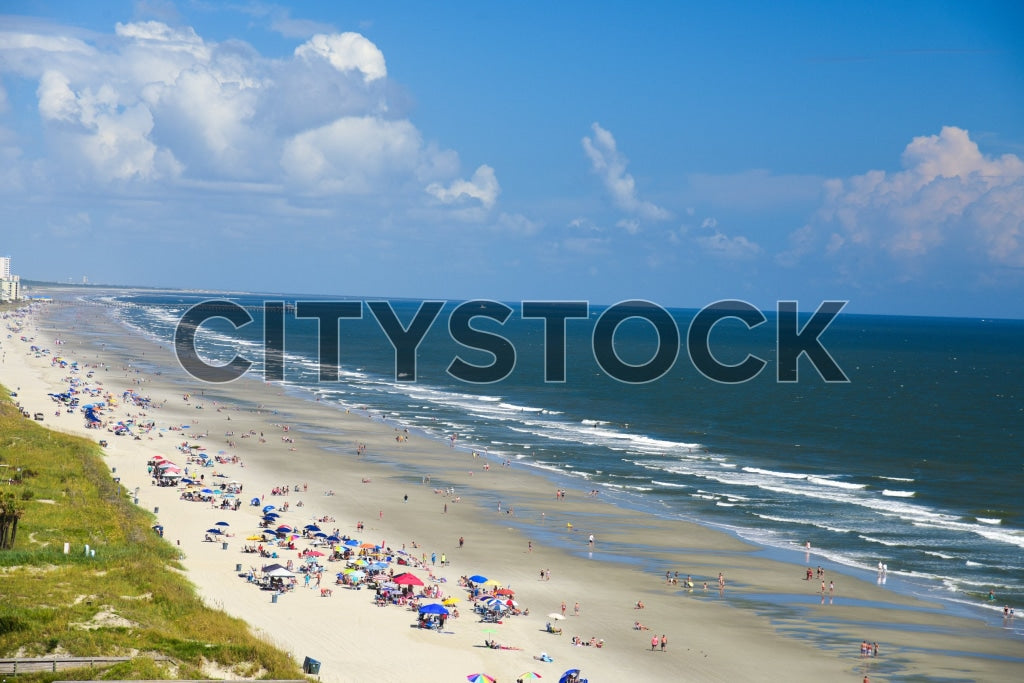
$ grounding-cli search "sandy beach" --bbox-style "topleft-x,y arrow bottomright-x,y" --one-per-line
2,292 -> 1020,682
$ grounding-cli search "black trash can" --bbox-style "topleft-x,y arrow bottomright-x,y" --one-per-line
302,657 -> 320,675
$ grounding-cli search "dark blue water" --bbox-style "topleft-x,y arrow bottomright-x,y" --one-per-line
101,292 -> 1024,616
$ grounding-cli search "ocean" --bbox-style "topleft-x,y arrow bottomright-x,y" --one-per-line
92,291 -> 1024,622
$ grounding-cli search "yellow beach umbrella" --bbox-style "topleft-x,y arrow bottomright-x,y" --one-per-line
483,579 -> 502,587
442,597 -> 460,605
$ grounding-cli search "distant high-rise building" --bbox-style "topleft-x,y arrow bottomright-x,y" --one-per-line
0,256 -> 20,301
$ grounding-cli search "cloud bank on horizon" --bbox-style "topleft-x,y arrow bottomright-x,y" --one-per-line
0,4 -> 1022,317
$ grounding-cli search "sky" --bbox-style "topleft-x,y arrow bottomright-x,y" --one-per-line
1,1 -> 1023,317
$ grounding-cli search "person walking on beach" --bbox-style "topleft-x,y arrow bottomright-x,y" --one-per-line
660,634 -> 667,651
459,536 -> 464,549
574,601 -> 580,616
561,601 -> 567,616
651,635 -> 658,651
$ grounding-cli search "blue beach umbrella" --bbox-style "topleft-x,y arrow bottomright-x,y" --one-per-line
314,532 -> 327,538
344,539 -> 360,547
250,497 -> 260,505
262,505 -> 275,512
304,524 -> 321,531
206,528 -> 224,534
469,574 -> 488,584
558,670 -> 581,683
215,521 -> 230,526
326,535 -> 341,542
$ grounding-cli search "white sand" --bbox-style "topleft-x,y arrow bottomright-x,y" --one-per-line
2,295 -> 1019,682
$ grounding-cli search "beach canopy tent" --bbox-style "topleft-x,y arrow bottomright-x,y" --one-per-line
419,603 -> 449,615
265,567 -> 295,578
392,572 -> 424,586
250,497 -> 261,506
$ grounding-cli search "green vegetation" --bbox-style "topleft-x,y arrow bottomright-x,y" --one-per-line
0,387 -> 303,680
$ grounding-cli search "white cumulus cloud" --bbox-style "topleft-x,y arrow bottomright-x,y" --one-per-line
695,230 -> 762,259
781,126 -> 1024,271
426,165 -> 500,209
295,32 -> 387,83
582,122 -> 670,222
0,17 -> 489,220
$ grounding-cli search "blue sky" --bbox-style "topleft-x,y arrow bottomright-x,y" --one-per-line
1,1 -> 1023,317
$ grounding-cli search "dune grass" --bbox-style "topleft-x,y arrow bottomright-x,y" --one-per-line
0,387 -> 303,681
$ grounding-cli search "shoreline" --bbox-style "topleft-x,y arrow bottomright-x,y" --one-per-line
3,292 -> 1021,682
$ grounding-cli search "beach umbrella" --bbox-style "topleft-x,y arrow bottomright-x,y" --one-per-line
558,670 -> 581,683
547,613 -> 566,620
327,535 -> 341,542
344,539 -> 360,546
418,603 -> 449,615
442,597 -> 460,605
206,528 -> 223,534
215,521 -> 230,526
276,525 -> 292,533
201,488 -> 214,494
368,561 -> 389,571
469,574 -> 488,583
262,505 -> 275,512
466,675 -> 496,683
246,535 -> 263,541
483,579 -> 502,587
359,542 -> 377,549
250,497 -> 261,505
307,550 -> 324,557
304,524 -> 321,531
482,598 -> 506,611
393,572 -> 424,586
519,674 -> 542,680
495,587 -> 515,596
314,532 -> 327,538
